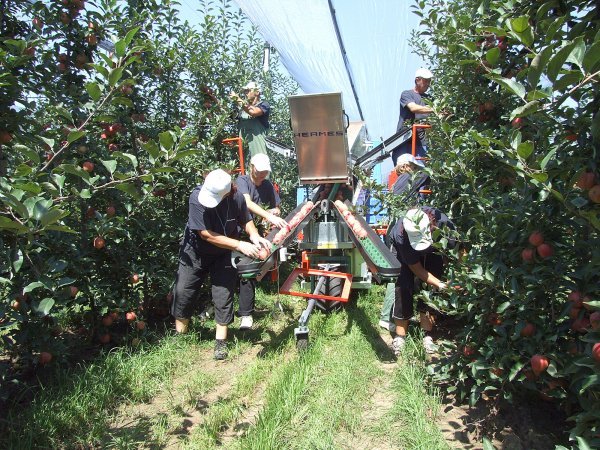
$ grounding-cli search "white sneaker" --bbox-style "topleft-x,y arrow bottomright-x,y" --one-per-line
391,336 -> 405,356
423,336 -> 437,354
379,320 -> 396,332
239,315 -> 253,330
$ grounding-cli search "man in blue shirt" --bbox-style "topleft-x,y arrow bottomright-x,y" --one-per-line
392,68 -> 434,165
170,169 -> 270,360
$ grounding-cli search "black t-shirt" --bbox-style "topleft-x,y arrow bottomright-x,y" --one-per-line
396,89 -> 430,141
182,185 -> 252,256
392,171 -> 430,198
235,175 -> 279,218
388,206 -> 455,265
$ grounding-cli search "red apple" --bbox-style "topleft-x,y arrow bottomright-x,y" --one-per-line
569,306 -> 581,320
93,236 -> 105,249
135,321 -> 146,330
99,333 -> 111,344
70,286 -> 79,297
589,185 -> 600,204
593,343 -> 600,362
102,315 -> 113,327
531,354 -> 549,376
511,117 -> 523,128
39,352 -> 53,365
108,143 -> 118,152
131,273 -> 140,284
60,12 -> 71,24
32,18 -> 43,29
576,172 -> 596,190
86,34 -> 98,46
536,243 -> 553,259
572,317 -> 589,333
257,247 -> 270,260
110,311 -> 119,321
82,161 -> 94,172
520,323 -> 536,337
568,290 -> 583,305
0,130 -> 13,144
126,311 -> 137,322
121,85 -> 133,95
528,231 -> 544,247
462,345 -> 476,357
106,206 -> 116,217
521,248 -> 535,262
179,119 -> 187,128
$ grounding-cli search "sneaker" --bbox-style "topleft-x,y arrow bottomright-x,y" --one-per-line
239,315 -> 254,330
423,336 -> 437,354
214,339 -> 228,360
379,320 -> 395,332
391,336 -> 405,356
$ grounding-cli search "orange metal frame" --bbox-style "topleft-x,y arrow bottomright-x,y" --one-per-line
280,268 -> 353,303
222,137 -> 245,175
411,123 -> 431,162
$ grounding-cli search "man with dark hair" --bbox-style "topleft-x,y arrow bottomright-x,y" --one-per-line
170,169 -> 270,360
230,81 -> 271,160
392,68 -> 434,165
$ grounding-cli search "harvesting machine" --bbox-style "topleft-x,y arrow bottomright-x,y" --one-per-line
235,92 -> 419,349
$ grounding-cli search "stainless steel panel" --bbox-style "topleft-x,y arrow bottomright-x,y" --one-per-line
288,93 -> 350,184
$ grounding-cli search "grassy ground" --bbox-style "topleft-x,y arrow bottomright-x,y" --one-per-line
2,284 -> 449,449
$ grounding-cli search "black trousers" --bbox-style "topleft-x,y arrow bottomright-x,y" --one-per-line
171,244 -> 237,325
392,252 -> 444,320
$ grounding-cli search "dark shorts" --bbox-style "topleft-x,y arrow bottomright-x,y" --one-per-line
392,252 -> 443,320
170,243 -> 237,325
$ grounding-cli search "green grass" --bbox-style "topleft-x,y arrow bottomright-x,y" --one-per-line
3,284 -> 449,449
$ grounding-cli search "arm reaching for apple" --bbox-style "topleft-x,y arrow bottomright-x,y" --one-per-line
249,233 -> 270,250
408,261 -> 452,292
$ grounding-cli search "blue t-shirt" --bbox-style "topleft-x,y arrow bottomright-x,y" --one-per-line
396,90 -> 430,142
235,175 -> 279,218
239,100 -> 270,129
182,185 -> 252,256
388,206 -> 455,265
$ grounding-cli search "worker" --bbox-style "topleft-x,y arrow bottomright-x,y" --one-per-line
379,153 -> 430,332
230,81 -> 271,162
387,206 -> 457,355
392,68 -> 434,166
170,168 -> 270,360
235,153 -> 288,329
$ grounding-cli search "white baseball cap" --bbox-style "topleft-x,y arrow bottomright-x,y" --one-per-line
250,153 -> 271,172
242,81 -> 260,91
415,68 -> 433,79
402,208 -> 433,251
396,153 -> 425,168
198,169 -> 232,208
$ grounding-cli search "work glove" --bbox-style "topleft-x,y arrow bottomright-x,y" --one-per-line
236,241 -> 259,258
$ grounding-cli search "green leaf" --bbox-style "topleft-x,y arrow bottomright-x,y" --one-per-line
67,130 -> 86,144
142,140 -> 160,160
12,249 -> 23,273
44,224 -> 76,233
86,82 -> 102,101
51,174 -> 65,190
482,437 -> 496,450
576,437 -> 592,450
566,36 -> 586,72
510,16 -> 530,33
23,281 -> 45,294
41,208 -> 68,227
171,149 -> 199,161
79,189 -> 92,199
578,374 -> 600,394
111,96 -> 133,108
517,141 -> 534,159
101,159 -> 118,175
89,63 -> 109,78
583,40 -> 600,73
116,182 -> 140,200
485,47 -> 500,66
547,42 -> 575,82
159,131 -> 175,151
116,27 -> 140,57
496,301 -> 511,313
495,77 -> 526,99
113,152 -> 138,168
55,277 -> 76,288
108,67 -> 124,87
528,46 -> 554,87
55,105 -> 72,121
510,101 -> 539,120
150,167 -> 178,173
540,147 -> 557,170
531,172 -> 548,182
33,298 -> 54,316
0,216 -> 28,232
14,144 -> 40,164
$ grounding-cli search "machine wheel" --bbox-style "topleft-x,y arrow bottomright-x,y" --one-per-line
314,275 -> 344,313
296,334 -> 309,351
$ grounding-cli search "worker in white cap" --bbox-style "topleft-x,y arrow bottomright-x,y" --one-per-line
170,168 -> 270,360
235,153 -> 288,329
230,81 -> 271,161
392,68 -> 434,166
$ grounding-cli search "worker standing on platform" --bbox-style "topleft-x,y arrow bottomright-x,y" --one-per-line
235,154 -> 288,329
392,68 -> 434,166
230,81 -> 271,162
170,169 -> 271,360
387,206 -> 457,355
